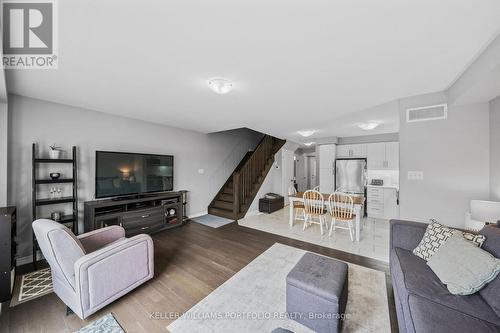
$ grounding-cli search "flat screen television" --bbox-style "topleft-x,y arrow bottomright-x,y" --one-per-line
95,151 -> 174,199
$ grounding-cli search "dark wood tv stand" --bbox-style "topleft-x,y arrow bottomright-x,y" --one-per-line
84,192 -> 184,236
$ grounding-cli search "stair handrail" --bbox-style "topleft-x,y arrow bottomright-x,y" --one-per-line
233,135 -> 276,215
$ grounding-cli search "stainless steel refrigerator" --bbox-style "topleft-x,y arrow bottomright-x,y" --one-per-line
335,159 -> 367,194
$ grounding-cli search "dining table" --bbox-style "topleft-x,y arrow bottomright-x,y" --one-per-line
288,192 -> 366,242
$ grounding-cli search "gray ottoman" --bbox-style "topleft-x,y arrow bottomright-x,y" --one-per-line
286,253 -> 348,333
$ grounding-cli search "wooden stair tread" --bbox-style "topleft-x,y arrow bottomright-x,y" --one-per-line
213,200 -> 233,210
209,135 -> 286,220
208,207 -> 235,219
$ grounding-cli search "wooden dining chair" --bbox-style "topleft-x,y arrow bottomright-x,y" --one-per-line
327,192 -> 355,241
302,190 -> 327,235
288,185 -> 305,221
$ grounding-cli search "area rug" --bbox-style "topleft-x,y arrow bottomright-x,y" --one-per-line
168,243 -> 390,333
75,313 -> 124,333
10,268 -> 53,307
191,214 -> 235,228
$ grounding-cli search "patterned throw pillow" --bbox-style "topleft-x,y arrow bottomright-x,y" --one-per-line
413,220 -> 486,261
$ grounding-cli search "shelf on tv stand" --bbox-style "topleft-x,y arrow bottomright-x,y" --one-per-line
84,191 -> 185,236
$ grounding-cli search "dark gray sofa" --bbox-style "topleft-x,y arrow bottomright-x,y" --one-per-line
390,220 -> 500,333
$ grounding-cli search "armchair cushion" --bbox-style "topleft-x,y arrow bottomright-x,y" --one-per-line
77,225 -> 125,253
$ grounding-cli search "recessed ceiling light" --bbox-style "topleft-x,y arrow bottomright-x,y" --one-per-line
297,129 -> 316,137
304,142 -> 315,146
207,78 -> 233,94
357,122 -> 380,130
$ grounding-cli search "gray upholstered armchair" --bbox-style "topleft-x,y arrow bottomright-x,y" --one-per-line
32,219 -> 154,319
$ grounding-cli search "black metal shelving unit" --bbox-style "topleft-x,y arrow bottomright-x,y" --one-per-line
32,143 -> 78,266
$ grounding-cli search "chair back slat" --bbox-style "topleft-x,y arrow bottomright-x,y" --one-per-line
328,192 -> 354,219
303,190 -> 324,215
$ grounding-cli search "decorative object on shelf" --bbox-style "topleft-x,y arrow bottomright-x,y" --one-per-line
49,187 -> 63,199
49,172 -> 61,180
50,211 -> 61,221
48,144 -> 62,159
32,143 -> 78,267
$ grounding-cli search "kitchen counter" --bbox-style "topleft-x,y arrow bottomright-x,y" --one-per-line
367,184 -> 399,190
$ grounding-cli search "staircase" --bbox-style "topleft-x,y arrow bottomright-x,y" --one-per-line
208,135 -> 286,220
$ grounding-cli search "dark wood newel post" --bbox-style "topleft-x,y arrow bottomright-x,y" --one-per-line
233,172 -> 240,218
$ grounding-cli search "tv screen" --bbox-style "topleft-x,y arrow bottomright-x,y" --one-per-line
95,151 -> 174,198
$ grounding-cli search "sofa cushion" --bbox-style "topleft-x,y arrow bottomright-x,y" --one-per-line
427,231 -> 500,295
479,225 -> 500,258
408,293 -> 500,333
412,221 -> 485,261
392,247 -> 500,325
479,225 -> 500,317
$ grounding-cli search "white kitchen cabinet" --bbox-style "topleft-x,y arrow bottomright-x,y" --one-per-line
383,188 -> 399,218
385,142 -> 399,170
366,142 -> 399,170
336,145 -> 350,158
367,186 -> 399,219
367,143 -> 386,169
336,144 -> 367,158
351,144 -> 367,157
318,144 -> 336,193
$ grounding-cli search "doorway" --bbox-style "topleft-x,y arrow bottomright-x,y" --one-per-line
306,156 -> 317,190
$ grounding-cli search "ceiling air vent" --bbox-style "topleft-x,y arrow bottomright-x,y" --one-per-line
406,104 -> 447,123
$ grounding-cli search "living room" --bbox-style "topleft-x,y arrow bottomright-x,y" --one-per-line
1,1 -> 500,333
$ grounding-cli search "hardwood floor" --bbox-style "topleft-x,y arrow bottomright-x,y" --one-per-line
0,221 -> 398,333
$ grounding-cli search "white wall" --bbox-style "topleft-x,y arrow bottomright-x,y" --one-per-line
244,147 -> 296,216
491,95 -> 500,201
0,103 -> 7,206
7,94 -> 262,258
398,92 -> 490,228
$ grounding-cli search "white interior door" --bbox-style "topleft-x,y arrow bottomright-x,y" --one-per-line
282,149 -> 295,195
307,156 -> 317,189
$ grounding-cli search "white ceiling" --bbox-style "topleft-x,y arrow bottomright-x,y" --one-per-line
6,0 -> 500,142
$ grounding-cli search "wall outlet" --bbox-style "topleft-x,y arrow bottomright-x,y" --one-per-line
408,171 -> 424,180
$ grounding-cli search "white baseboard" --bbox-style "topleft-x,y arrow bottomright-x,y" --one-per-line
188,210 -> 208,219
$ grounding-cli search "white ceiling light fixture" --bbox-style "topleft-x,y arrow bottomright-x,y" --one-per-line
357,122 -> 380,130
207,77 -> 234,94
297,129 -> 316,137
304,142 -> 315,146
